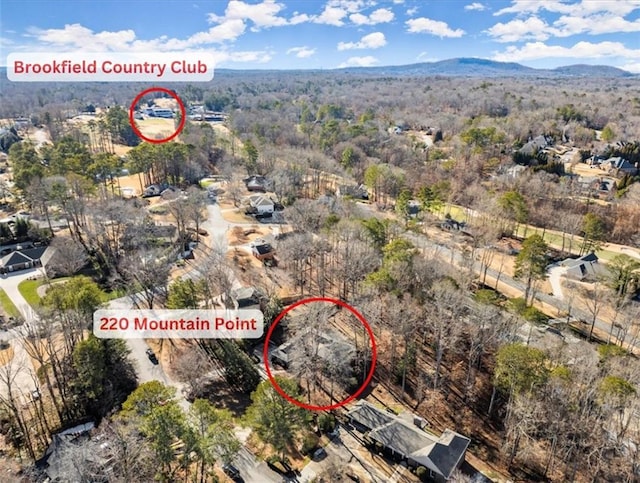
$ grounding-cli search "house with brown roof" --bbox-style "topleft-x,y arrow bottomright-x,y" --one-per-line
251,239 -> 275,262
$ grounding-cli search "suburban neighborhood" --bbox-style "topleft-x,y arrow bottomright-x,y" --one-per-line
1,1 -> 640,482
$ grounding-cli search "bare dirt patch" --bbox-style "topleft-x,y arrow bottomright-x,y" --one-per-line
227,249 -> 295,300
229,225 -> 266,246
569,162 -> 610,178
111,174 -> 145,196
151,98 -> 179,110
221,208 -> 256,224
110,143 -> 134,157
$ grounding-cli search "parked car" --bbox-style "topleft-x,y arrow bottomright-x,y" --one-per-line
146,348 -> 159,365
222,463 -> 240,479
312,448 -> 327,460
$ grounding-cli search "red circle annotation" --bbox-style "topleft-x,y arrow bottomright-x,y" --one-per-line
128,86 -> 186,144
262,296 -> 377,412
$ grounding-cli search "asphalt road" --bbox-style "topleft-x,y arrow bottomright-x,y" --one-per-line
403,230 -> 626,346
0,268 -> 47,400
106,201 -> 281,482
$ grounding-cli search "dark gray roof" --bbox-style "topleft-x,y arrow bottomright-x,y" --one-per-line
232,287 -> 263,307
253,243 -> 274,255
1,246 -> 48,267
347,401 -> 394,430
418,430 -> 471,479
606,157 -> 634,169
369,419 -> 437,457
36,422 -> 107,482
273,329 -> 355,366
519,135 -> 552,155
580,252 -> 598,263
347,401 -> 470,479
563,252 -> 598,267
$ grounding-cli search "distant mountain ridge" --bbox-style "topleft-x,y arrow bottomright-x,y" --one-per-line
333,58 -> 636,78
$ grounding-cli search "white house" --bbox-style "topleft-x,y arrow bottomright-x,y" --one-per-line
151,108 -> 174,118
249,195 -> 274,216
561,252 -> 600,280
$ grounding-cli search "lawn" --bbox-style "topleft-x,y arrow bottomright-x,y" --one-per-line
17,279 -> 45,308
101,287 -> 127,302
431,203 -> 621,262
18,277 -> 125,308
0,289 -> 21,319
514,224 -> 619,261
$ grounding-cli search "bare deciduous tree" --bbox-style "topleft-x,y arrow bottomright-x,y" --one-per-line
46,236 -> 89,277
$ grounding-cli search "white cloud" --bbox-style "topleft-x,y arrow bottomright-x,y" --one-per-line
370,8 -> 395,23
406,18 -> 465,37
465,2 -> 487,11
351,8 -> 394,24
229,50 -> 273,63
290,12 -> 312,24
20,22 -> 273,66
349,13 -> 368,24
314,6 -> 349,25
208,0 -> 288,29
286,46 -> 316,58
406,7 -> 418,16
552,13 -> 640,36
28,24 -> 141,50
487,11 -> 640,42
486,16 -> 551,42
327,0 -> 366,13
186,19 -> 247,46
0,37 -> 15,50
494,0 -> 548,16
312,0 -> 368,25
495,0 -> 640,16
492,40 -> 640,62
338,55 -> 379,67
338,32 -> 387,50
619,62 -> 640,73
350,8 -> 394,24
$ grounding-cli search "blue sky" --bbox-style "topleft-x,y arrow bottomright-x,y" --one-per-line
1,0 -> 639,71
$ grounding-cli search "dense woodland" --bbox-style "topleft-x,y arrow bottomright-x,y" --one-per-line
5,72 -> 639,245
1,72 -> 640,481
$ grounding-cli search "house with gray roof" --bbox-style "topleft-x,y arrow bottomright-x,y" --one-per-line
248,195 -> 275,216
519,135 -> 553,156
603,157 -> 638,176
561,252 -> 602,280
347,400 -> 470,481
0,246 -> 53,275
270,328 -> 355,370
35,422 -> 114,482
